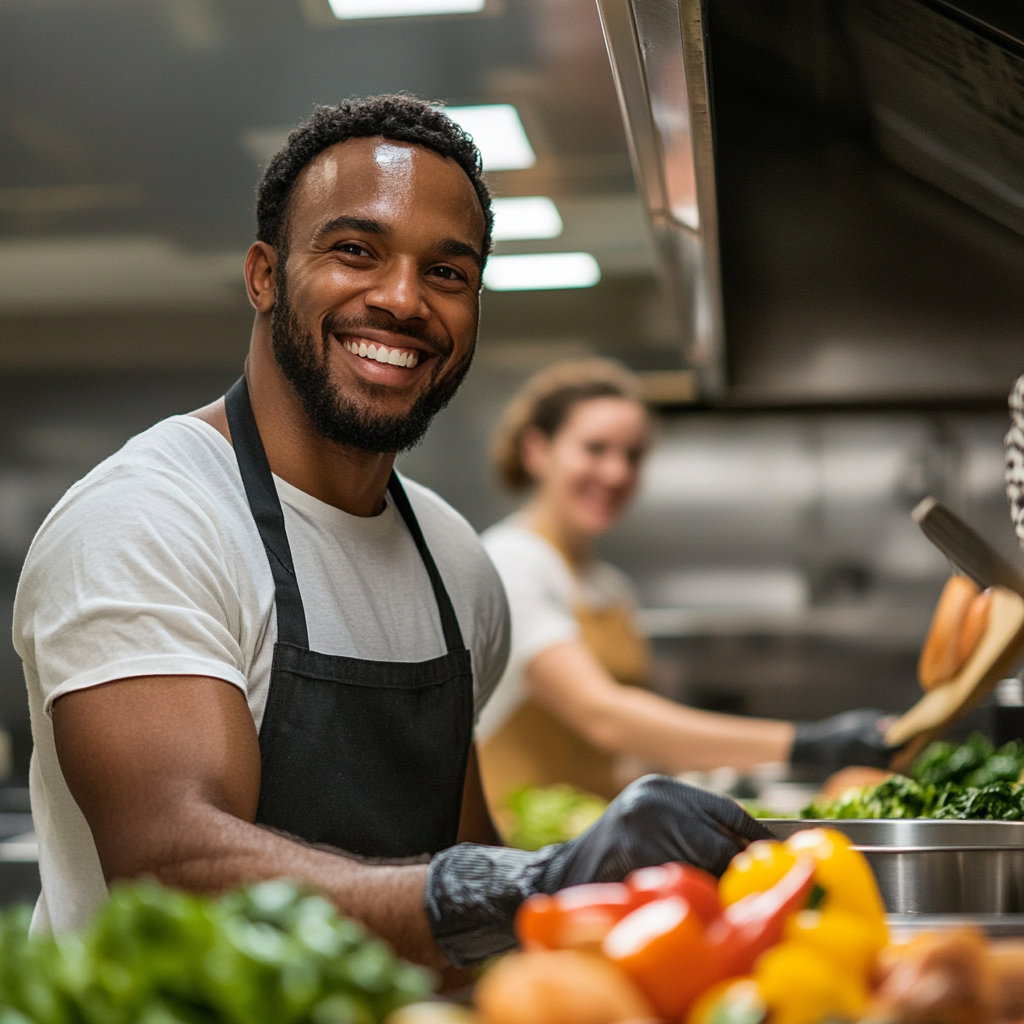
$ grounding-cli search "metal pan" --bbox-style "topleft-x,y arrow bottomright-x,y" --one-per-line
764,819 -> 1024,915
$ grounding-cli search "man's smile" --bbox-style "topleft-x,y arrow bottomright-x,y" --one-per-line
340,337 -> 421,368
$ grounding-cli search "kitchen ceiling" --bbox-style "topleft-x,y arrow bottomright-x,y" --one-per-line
0,0 -> 672,368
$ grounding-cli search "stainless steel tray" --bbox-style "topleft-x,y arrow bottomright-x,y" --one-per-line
764,819 -> 1024,915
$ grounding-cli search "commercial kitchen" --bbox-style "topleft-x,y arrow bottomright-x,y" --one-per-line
0,1 -> 1023,1022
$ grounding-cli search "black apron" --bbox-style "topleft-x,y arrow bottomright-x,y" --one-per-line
225,376 -> 474,858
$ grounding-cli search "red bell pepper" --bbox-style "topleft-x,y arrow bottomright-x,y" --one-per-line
626,862 -> 723,925
601,859 -> 818,1018
515,882 -> 634,950
707,857 -> 818,978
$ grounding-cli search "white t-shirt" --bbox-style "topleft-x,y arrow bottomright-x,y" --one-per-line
13,415 -> 510,935
477,515 -> 637,742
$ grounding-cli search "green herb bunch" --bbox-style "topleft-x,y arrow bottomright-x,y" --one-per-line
0,879 -> 434,1024
803,733 -> 1024,821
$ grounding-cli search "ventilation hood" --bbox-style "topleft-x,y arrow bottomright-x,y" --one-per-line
597,0 -> 1024,405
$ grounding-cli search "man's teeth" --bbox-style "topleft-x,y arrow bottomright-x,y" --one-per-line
343,339 -> 419,368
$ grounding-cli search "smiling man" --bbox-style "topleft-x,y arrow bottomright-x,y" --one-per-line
14,96 -> 767,970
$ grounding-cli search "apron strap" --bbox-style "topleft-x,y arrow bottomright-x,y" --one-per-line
387,472 -> 466,653
225,375 -> 310,648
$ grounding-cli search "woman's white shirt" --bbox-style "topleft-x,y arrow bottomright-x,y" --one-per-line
478,515 -> 637,742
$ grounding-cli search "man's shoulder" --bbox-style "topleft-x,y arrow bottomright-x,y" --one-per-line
396,475 -> 494,574
397,474 -> 475,537
36,416 -> 242,541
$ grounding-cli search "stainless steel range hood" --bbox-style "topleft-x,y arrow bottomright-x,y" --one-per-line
598,0 -> 1024,406
595,0 -> 724,396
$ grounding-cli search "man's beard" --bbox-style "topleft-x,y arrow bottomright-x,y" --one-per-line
270,278 -> 474,454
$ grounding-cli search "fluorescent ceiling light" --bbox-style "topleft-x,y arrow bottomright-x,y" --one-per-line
491,196 -> 563,240
328,0 -> 484,18
483,252 -> 601,291
444,105 -> 535,171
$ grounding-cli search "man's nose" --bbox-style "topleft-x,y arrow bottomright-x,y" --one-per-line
364,258 -> 430,322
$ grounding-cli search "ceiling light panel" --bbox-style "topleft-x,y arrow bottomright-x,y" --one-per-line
328,0 -> 485,18
483,252 -> 600,291
444,105 -> 536,171
491,196 -> 563,240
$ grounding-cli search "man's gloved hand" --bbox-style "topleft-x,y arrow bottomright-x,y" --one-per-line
790,709 -> 895,774
424,774 -> 771,967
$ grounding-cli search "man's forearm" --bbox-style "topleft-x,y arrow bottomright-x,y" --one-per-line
116,799 -> 441,966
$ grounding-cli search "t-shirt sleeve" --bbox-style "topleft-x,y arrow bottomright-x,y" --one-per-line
14,462 -> 249,714
470,555 -> 511,718
482,528 -> 580,675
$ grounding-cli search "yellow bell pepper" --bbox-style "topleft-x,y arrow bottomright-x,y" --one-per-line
756,941 -> 868,1024
784,907 -> 882,980
719,841 -> 797,907
784,828 -> 889,947
685,978 -> 766,1024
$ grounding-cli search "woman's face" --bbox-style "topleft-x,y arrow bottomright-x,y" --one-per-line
524,396 -> 650,537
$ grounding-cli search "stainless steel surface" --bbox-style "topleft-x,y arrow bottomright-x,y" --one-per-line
913,497 -> 1024,596
595,0 -> 724,393
765,819 -> 1024,915
889,914 -> 1024,939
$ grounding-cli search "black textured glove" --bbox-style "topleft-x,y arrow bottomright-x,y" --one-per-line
791,709 -> 894,774
424,774 -> 771,967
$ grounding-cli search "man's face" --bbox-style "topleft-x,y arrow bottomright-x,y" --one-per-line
270,136 -> 485,452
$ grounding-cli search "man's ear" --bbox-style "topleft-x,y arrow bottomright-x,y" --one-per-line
244,242 -> 278,313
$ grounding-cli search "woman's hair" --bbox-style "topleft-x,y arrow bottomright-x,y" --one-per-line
491,358 -> 646,491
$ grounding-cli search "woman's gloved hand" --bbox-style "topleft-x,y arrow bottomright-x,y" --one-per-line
424,774 -> 770,967
790,709 -> 895,774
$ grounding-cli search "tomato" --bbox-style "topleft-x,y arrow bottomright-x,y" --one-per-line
515,883 -> 634,951
626,863 -> 723,926
602,896 -> 711,1018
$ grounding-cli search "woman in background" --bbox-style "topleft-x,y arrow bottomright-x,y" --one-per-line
477,359 -> 893,810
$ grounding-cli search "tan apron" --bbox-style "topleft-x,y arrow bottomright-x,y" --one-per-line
479,530 -> 652,808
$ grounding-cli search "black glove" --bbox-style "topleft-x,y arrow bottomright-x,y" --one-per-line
424,774 -> 771,967
791,709 -> 894,774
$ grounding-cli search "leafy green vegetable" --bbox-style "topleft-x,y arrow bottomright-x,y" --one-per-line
803,733 -> 1024,821
505,784 -> 607,850
0,880 -> 433,1024
911,733 -> 1024,788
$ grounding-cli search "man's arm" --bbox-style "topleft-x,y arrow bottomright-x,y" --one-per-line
52,674 -> 474,967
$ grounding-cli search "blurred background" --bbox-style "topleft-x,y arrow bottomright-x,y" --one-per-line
0,0 -> 1022,823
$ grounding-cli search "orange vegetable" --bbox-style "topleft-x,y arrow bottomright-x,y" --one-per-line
474,949 -> 653,1024
516,884 -> 635,951
602,896 -> 711,1019
957,588 -> 993,666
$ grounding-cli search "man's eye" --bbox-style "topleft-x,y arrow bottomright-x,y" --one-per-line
337,242 -> 371,257
585,442 -> 608,456
429,265 -> 463,282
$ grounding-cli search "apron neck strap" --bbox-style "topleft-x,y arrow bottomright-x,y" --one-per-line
225,375 -> 465,654
387,472 -> 466,653
226,376 -> 310,648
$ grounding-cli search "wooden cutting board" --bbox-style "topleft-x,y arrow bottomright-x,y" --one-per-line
887,586 -> 1024,772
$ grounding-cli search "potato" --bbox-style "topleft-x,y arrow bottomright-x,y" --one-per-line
475,950 -> 654,1024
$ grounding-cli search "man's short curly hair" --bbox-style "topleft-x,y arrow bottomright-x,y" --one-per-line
255,93 -> 493,263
